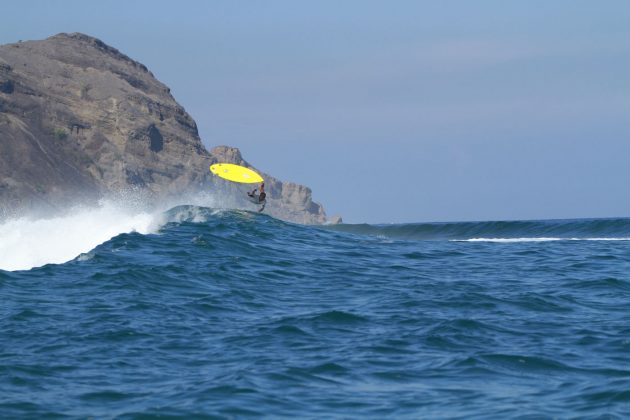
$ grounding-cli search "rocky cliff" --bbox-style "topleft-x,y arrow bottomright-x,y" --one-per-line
0,33 -> 328,224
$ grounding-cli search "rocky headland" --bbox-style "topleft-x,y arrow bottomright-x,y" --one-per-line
0,33 -> 331,224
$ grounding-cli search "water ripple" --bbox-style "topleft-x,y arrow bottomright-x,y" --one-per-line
2,208 -> 630,417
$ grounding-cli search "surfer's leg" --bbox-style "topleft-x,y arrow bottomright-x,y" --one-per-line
258,202 -> 266,212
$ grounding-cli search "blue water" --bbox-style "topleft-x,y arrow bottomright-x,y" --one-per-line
2,206 -> 630,418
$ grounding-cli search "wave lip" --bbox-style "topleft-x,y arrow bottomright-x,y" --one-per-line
0,203 -> 157,272
0,203 -> 289,272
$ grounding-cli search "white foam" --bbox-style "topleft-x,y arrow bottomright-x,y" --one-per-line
0,203 -> 158,271
0,188 -> 244,272
452,237 -> 630,243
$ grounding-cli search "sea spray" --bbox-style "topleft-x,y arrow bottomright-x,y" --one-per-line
0,189 -> 243,271
0,202 -> 156,271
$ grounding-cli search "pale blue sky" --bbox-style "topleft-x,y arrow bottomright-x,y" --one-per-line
2,1 -> 629,222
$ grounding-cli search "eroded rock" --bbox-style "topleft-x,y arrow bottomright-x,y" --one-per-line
0,33 -> 331,224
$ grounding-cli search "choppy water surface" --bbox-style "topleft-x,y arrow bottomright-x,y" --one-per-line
2,206 -> 630,418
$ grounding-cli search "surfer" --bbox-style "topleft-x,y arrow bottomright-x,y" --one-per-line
247,182 -> 266,212
209,163 -> 266,212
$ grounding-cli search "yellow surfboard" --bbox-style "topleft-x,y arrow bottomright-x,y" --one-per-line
210,163 -> 264,184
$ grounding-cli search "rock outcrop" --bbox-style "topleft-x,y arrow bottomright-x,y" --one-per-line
210,146 -> 326,224
0,33 -> 328,224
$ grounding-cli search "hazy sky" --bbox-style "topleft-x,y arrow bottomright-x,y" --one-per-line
1,1 -> 629,223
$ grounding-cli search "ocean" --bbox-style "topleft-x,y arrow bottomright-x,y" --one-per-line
2,205 -> 630,418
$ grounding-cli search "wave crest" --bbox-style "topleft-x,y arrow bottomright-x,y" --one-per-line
328,218 -> 630,242
0,203 -> 157,271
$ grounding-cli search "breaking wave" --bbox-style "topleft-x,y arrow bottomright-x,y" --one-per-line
2,204 -> 630,417
0,203 -> 157,271
2,206 -> 630,272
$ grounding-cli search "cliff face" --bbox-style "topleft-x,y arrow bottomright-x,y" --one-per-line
0,33 -> 327,224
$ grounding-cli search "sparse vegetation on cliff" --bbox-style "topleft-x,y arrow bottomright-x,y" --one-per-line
53,128 -> 68,140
